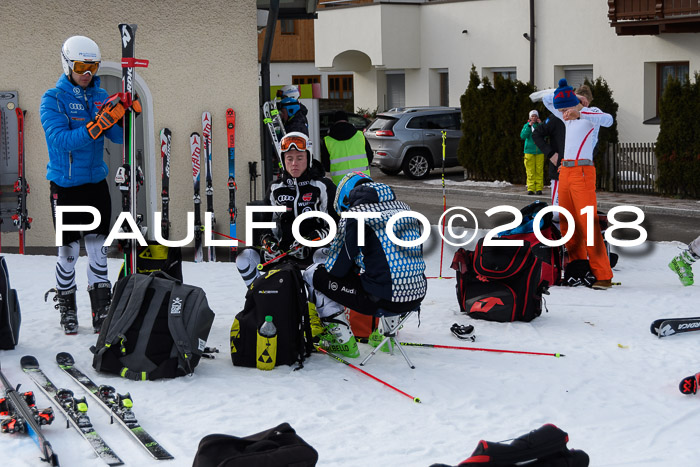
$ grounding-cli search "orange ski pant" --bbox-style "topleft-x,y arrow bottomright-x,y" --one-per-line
558,164 -> 613,281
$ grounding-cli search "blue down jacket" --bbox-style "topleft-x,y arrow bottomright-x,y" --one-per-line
41,74 -> 123,187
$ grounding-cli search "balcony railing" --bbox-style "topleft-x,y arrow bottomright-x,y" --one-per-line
608,0 -> 700,34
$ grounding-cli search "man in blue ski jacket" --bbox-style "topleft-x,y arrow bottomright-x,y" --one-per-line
40,35 -> 133,334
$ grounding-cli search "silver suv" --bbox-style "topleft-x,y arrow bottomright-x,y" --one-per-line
365,107 -> 462,179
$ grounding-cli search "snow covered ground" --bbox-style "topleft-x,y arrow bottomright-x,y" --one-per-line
2,233 -> 700,466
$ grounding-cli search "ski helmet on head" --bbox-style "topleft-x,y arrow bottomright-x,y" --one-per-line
61,36 -> 101,77
279,84 -> 300,100
280,132 -> 312,173
280,97 -> 300,118
334,172 -> 373,214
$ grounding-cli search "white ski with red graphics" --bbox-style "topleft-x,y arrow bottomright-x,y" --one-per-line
650,317 -> 700,338
226,108 -> 237,259
159,128 -> 171,240
202,112 -> 215,261
55,352 -> 173,460
21,356 -> 123,466
12,107 -> 31,254
190,132 -> 203,263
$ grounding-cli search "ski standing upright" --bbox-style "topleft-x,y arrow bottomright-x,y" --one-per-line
202,112 -> 215,261
0,360 -> 58,466
226,108 -> 237,259
190,132 -> 204,263
12,107 -> 31,254
116,23 -> 148,278
262,100 -> 285,170
159,128 -> 171,240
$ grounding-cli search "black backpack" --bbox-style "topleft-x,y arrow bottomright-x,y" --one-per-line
0,257 -> 21,350
193,422 -> 318,467
230,262 -> 313,369
91,271 -> 214,380
451,238 -> 548,323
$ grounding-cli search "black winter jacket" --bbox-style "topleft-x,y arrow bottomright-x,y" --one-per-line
532,116 -> 566,181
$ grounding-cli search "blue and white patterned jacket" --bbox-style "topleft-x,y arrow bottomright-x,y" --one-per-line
325,182 -> 427,304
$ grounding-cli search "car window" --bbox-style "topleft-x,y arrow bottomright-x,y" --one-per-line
406,113 -> 460,130
449,112 -> 462,130
367,116 -> 397,131
348,114 -> 368,129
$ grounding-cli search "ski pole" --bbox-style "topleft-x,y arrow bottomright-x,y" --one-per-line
257,237 -> 321,270
400,342 -> 564,358
211,230 -> 247,244
438,130 -> 447,278
315,346 -> 421,403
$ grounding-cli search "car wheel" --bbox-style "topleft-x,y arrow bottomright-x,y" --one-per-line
402,152 -> 431,179
379,167 -> 401,176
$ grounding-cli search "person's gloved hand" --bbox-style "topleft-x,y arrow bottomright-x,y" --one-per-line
529,89 -> 556,103
288,240 -> 310,260
131,93 -> 142,116
261,234 -> 281,263
87,94 -> 126,140
311,227 -> 330,241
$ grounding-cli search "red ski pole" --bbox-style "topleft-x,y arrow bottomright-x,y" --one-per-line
257,237 -> 320,270
401,342 -> 564,358
316,346 -> 421,403
211,230 -> 247,244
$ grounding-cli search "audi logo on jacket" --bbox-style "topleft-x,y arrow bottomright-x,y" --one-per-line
260,164 -> 338,250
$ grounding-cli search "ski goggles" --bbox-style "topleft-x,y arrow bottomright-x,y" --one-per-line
70,60 -> 100,75
280,135 -> 308,153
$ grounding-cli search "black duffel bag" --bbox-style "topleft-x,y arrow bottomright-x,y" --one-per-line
193,422 -> 318,467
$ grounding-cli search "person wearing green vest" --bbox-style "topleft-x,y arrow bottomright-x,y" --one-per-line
520,109 -> 545,195
320,110 -> 373,185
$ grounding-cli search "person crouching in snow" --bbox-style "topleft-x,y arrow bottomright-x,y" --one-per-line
235,132 -> 337,287
669,235 -> 700,286
303,172 -> 428,358
543,79 -> 614,290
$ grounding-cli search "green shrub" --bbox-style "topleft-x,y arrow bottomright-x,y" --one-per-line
656,72 -> 700,198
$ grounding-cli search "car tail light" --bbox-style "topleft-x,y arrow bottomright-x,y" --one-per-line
375,130 -> 394,137
376,151 -> 388,156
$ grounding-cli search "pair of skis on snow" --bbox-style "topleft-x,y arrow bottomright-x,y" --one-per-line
186,108 -> 238,262
0,104 -> 32,254
650,317 -> 700,396
15,353 -> 172,465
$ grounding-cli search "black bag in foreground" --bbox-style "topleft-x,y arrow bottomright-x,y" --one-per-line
91,271 -> 214,380
0,257 -> 21,350
430,424 -> 589,467
192,422 -> 318,467
231,262 -> 313,369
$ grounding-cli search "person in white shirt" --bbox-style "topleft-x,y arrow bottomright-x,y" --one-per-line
542,79 -> 614,290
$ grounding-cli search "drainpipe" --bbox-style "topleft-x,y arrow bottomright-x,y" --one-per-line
529,0 -> 535,85
260,0 -> 279,190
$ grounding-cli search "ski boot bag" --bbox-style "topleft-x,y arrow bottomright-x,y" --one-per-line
91,271 -> 214,380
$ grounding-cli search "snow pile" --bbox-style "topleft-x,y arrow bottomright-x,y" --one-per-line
2,237 -> 700,466
423,179 -> 512,188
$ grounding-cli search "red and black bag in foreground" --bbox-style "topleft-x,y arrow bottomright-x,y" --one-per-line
430,424 -> 589,467
451,238 -> 549,323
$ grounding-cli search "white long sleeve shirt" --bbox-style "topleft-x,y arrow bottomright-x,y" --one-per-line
543,93 -> 613,161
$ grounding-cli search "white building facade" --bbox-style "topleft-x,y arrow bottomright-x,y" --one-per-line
314,0 -> 700,143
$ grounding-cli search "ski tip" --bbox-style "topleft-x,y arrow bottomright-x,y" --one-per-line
679,374 -> 699,395
56,352 -> 75,366
20,355 -> 39,369
650,320 -> 662,335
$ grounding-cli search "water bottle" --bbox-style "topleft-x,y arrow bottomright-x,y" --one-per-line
256,315 -> 277,370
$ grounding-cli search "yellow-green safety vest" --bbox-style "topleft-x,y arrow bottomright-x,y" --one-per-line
324,132 -> 370,185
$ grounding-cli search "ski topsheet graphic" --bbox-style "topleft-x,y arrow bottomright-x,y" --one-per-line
650,317 -> 700,338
